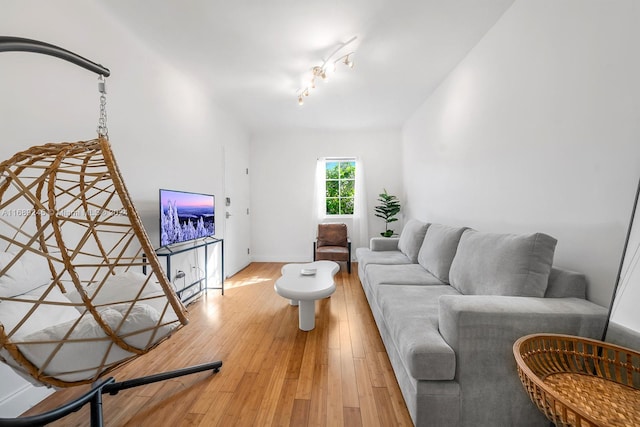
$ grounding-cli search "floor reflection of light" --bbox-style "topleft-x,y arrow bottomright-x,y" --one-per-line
200,273 -> 274,320
225,275 -> 272,289
205,299 -> 218,319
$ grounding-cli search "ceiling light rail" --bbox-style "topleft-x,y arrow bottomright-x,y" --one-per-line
297,36 -> 357,105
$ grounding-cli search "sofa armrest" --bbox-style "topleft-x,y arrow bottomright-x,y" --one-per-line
437,295 -> 607,425
370,237 -> 399,251
438,295 -> 607,350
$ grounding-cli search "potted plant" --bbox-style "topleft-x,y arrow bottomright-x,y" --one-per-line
374,189 -> 401,237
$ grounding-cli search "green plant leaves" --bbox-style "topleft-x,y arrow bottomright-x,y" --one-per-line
374,189 -> 400,234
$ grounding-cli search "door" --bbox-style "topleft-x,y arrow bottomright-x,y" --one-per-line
223,143 -> 251,277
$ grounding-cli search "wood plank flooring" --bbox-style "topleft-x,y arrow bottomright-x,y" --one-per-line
22,262 -> 413,426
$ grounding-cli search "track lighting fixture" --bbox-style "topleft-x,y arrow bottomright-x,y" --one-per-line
296,36 -> 357,105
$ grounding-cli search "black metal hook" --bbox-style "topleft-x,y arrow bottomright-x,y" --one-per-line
0,36 -> 110,77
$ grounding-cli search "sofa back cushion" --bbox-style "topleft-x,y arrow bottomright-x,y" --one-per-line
397,219 -> 429,263
417,223 -> 467,283
544,267 -> 587,298
449,229 -> 557,297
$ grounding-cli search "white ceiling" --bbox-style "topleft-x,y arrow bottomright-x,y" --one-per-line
100,0 -> 514,133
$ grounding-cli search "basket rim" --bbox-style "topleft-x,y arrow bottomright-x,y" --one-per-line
514,333 -> 640,358
513,333 -> 640,425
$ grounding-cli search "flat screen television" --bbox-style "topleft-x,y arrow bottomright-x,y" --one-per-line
159,189 -> 215,247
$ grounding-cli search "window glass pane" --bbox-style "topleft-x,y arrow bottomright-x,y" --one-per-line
326,162 -> 339,179
340,161 -> 355,179
341,198 -> 354,215
326,198 -> 339,215
326,180 -> 339,197
340,179 -> 354,197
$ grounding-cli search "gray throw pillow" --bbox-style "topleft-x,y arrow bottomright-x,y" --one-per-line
397,219 -> 429,263
417,224 -> 467,283
449,229 -> 557,297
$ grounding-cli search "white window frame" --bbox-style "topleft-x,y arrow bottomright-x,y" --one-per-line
323,157 -> 356,217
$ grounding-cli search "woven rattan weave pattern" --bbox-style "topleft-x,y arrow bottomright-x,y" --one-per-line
514,333 -> 640,427
0,138 -> 186,387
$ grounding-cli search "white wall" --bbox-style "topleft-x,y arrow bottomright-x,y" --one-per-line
402,0 -> 640,307
0,1 -> 249,416
250,130 -> 402,262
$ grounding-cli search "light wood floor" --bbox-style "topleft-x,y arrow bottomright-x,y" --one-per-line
23,262 -> 413,426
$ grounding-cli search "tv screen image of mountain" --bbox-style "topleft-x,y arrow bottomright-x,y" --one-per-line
159,189 -> 215,247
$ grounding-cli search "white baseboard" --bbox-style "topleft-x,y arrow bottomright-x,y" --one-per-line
251,255 -> 310,263
0,382 -> 54,418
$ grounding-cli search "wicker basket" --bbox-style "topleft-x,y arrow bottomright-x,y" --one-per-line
513,334 -> 640,427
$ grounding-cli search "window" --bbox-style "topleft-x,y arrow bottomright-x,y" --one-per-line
325,159 -> 356,215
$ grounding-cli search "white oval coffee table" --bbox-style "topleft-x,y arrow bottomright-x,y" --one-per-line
274,261 -> 339,331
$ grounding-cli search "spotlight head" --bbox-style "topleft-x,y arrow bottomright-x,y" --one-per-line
298,95 -> 304,105
312,66 -> 328,81
344,54 -> 354,68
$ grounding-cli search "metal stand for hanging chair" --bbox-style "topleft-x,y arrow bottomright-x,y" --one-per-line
0,36 -> 222,427
1,362 -> 222,427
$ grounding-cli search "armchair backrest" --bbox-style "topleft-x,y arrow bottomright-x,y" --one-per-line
317,223 -> 348,248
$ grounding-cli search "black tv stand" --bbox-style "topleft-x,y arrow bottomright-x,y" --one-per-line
148,237 -> 224,302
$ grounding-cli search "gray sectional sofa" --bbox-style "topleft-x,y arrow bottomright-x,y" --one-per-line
356,220 -> 608,427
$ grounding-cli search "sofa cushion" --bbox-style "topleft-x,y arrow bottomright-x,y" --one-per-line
449,230 -> 557,297
366,264 -> 445,291
417,224 -> 467,283
397,219 -> 429,263
376,284 -> 459,380
356,248 -> 412,271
